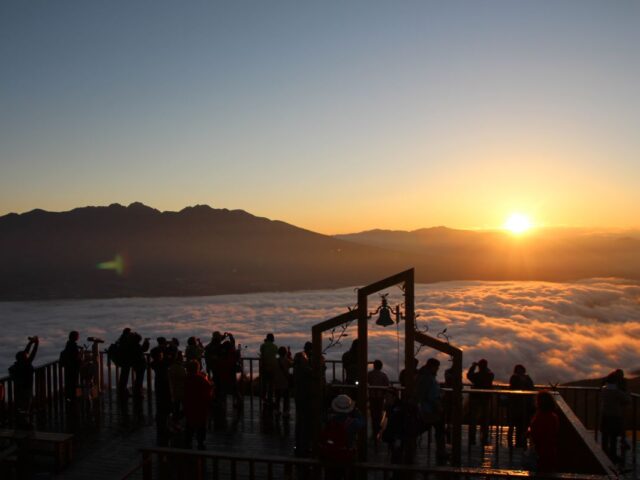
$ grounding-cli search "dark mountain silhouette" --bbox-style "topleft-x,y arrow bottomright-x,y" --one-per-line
0,203 -> 410,300
2,204 -> 639,300
336,227 -> 640,282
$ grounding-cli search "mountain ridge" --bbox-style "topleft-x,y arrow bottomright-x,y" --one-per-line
1,203 -> 639,300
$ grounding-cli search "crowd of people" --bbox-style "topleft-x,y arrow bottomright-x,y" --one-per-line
4,331 -> 633,473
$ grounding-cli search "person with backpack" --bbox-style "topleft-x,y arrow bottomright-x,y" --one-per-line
415,358 -> 447,464
318,394 -> 365,479
9,336 -> 39,427
379,388 -> 415,473
341,339 -> 359,385
61,331 -> 81,403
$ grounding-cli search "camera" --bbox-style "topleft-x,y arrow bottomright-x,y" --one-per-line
87,337 -> 105,343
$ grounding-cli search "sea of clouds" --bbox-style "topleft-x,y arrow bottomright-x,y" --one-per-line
1,279 -> 638,384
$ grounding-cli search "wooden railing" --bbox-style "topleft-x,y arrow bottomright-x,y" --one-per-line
127,446 -> 614,480
1,354 -> 638,472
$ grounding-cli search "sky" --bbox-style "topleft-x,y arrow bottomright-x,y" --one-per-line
1,1 -> 639,234
1,279 -> 638,383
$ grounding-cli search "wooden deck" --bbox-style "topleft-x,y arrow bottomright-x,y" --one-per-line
2,390 -> 636,479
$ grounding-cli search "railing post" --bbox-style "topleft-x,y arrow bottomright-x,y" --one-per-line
142,451 -> 152,480
147,357 -> 153,411
46,365 -> 53,414
99,351 -> 105,392
249,359 -> 254,411
633,395 -> 637,466
107,355 -> 112,394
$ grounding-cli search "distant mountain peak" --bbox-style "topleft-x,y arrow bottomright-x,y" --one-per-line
126,202 -> 157,214
179,204 -> 216,214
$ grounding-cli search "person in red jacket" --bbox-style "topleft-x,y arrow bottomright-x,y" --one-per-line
184,360 -> 214,450
528,390 -> 559,473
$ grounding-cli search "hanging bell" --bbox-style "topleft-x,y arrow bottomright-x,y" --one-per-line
376,307 -> 394,327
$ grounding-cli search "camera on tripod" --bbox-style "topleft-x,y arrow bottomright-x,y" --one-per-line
87,337 -> 105,344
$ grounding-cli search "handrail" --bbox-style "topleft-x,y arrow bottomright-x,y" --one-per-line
135,446 -> 614,480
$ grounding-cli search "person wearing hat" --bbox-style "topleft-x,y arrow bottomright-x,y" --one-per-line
318,394 -> 365,477
467,358 -> 494,445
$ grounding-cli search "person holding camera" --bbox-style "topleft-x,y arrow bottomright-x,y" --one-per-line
9,336 -> 39,427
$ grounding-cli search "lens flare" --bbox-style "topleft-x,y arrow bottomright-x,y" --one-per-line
97,254 -> 126,275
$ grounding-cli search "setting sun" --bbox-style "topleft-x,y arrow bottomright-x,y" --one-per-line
504,213 -> 533,234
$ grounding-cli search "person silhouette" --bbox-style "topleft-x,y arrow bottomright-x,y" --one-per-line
466,359 -> 494,445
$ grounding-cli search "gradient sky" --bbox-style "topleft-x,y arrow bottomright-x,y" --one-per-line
1,1 -> 638,234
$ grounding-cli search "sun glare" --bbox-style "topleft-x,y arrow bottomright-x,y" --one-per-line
504,213 -> 532,234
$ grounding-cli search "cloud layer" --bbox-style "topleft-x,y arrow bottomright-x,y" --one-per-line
1,278 -> 638,384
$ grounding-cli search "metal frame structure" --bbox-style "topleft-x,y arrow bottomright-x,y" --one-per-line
310,268 -> 463,464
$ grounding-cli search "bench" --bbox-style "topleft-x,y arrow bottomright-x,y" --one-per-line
0,429 -> 73,472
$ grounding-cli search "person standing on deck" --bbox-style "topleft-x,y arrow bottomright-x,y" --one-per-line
150,337 -> 172,445
293,347 -> 313,457
341,339 -> 359,385
466,358 -> 494,445
415,358 -> 447,464
168,351 -> 186,420
528,391 -> 559,473
129,333 -> 150,398
274,346 -> 293,418
183,360 -> 214,450
116,328 -> 133,397
259,333 -> 278,406
205,331 -> 223,384
185,336 -> 205,368
508,364 -> 535,448
61,331 -> 81,404
600,371 -> 630,463
9,336 -> 39,427
367,359 -> 389,440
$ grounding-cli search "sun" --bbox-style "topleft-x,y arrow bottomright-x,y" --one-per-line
504,213 -> 533,234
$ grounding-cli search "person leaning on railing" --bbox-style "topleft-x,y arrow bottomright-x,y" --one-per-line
600,371 -> 630,464
9,336 -> 39,427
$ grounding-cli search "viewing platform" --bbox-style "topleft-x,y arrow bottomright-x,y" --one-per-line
0,354 -> 637,479
1,270 -> 637,479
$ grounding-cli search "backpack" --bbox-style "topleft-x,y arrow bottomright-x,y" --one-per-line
59,348 -> 71,368
107,343 -> 122,367
317,417 -> 356,464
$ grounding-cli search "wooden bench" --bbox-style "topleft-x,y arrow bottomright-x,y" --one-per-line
0,429 -> 73,472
